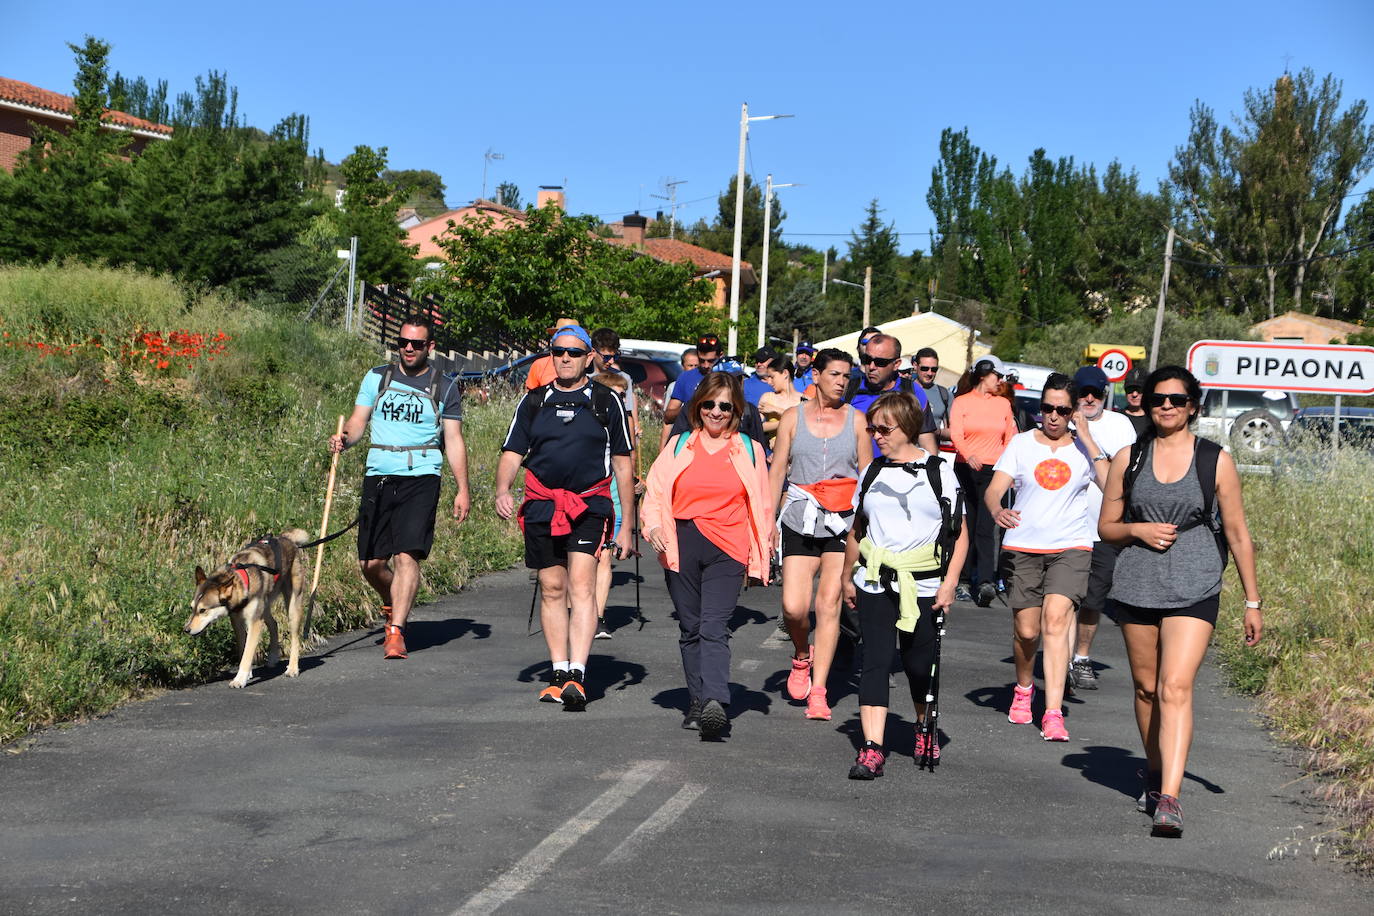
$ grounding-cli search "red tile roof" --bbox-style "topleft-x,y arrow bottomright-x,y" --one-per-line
607,236 -> 753,275
0,76 -> 173,135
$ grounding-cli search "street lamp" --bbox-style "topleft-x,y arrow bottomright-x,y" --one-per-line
728,103 -> 793,356
756,173 -> 799,349
481,148 -> 504,201
831,267 -> 873,329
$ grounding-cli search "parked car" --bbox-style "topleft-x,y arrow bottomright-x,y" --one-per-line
1271,406 -> 1374,478
1195,388 -> 1299,460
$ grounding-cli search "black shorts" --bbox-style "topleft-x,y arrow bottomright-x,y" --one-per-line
781,524 -> 846,558
524,513 -> 611,570
1110,594 -> 1220,627
1082,541 -> 1122,614
358,474 -> 440,561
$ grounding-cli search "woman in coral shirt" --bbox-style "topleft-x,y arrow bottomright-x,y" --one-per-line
642,373 -> 774,740
949,356 -> 1019,607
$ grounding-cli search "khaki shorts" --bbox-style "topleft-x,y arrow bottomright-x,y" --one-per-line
1006,548 -> 1092,609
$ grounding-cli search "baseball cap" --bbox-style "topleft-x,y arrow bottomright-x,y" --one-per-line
751,346 -> 779,363
1073,366 -> 1109,391
551,324 -> 594,350
545,317 -> 578,335
795,341 -> 816,354
712,357 -> 745,376
972,355 -> 1006,377
1123,367 -> 1146,390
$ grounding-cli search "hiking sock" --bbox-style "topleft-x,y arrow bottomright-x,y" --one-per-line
552,660 -> 571,673
569,662 -> 586,677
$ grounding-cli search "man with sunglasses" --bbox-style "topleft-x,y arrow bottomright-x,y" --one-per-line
496,324 -> 635,710
591,327 -> 639,444
844,333 -> 938,455
330,315 -> 470,661
1118,367 -> 1151,437
913,347 -> 953,444
662,334 -> 722,446
1069,365 -> 1139,690
744,346 -> 779,406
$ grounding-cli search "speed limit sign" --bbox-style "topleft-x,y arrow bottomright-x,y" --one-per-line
1097,349 -> 1132,382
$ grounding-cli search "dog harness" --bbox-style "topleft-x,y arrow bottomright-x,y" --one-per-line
231,536 -> 284,590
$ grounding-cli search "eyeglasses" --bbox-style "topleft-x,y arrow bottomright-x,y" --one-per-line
1040,403 -> 1074,417
1147,392 -> 1191,408
597,350 -> 619,362
859,354 -> 897,368
397,336 -> 430,350
1125,387 -> 1142,395
1079,387 -> 1105,400
699,400 -> 734,413
866,423 -> 899,436
697,336 -> 720,350
916,364 -> 938,373
550,346 -> 589,358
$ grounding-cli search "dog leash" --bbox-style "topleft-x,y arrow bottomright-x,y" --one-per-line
298,514 -> 360,550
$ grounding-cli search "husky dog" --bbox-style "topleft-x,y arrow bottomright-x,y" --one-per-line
185,529 -> 311,687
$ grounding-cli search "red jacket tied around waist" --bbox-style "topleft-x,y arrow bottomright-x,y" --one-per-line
519,471 -> 613,536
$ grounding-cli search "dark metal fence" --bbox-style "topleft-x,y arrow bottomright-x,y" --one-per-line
360,283 -> 542,372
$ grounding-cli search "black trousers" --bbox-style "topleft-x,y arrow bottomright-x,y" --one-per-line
664,520 -> 746,705
955,463 -> 999,587
856,589 -> 938,708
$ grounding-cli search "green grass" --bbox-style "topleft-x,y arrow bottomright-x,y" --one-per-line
1215,454 -> 1374,866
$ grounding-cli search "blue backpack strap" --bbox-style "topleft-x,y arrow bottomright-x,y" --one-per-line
673,432 -> 756,464
739,434 -> 756,464
672,432 -> 690,457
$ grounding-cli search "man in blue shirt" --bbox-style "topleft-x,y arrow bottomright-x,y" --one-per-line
662,334 -> 721,445
792,341 -> 816,393
844,333 -> 938,455
743,346 -> 779,406
330,314 -> 471,661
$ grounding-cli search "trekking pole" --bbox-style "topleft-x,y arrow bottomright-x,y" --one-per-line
633,441 -> 646,628
918,604 -> 947,772
304,415 -> 345,639
527,576 -> 542,637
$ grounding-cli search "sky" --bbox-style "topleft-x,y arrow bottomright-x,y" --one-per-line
5,0 -> 1372,253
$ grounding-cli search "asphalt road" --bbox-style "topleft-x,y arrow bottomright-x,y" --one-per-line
0,563 -> 1365,915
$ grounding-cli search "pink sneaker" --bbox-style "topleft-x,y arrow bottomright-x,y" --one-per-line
805,687 -> 831,720
1040,709 -> 1069,741
1008,683 -> 1034,725
914,731 -> 941,762
786,650 -> 813,701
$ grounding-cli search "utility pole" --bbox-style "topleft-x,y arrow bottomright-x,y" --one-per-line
346,235 -> 358,332
728,103 -> 792,356
863,266 -> 872,330
651,178 -> 687,239
821,250 -> 828,295
1149,226 -> 1176,371
757,173 -> 797,349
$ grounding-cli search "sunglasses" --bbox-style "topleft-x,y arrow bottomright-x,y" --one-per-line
697,336 -> 720,350
397,336 -> 430,350
859,354 -> 897,368
1148,392 -> 1191,408
1040,403 -> 1074,417
550,346 -> 589,358
699,400 -> 734,413
598,350 -> 619,361
865,423 -> 899,436
1079,387 -> 1105,399
917,364 -> 939,372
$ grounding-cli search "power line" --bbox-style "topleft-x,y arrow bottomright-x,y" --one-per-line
1171,239 -> 1374,270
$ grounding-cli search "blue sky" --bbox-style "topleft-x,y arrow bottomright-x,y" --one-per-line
5,1 -> 1372,253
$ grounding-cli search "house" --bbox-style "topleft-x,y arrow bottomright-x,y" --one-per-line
815,311 -> 993,388
402,193 -> 540,259
1251,310 -> 1364,345
606,212 -> 756,310
0,76 -> 172,172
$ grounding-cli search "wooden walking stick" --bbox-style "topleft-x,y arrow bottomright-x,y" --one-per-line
304,415 -> 345,638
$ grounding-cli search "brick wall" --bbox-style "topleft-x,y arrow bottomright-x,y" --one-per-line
0,107 -> 35,172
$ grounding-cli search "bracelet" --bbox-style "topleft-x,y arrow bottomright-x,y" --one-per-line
1244,599 -> 1261,609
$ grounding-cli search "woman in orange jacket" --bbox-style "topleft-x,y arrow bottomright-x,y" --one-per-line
642,373 -> 774,740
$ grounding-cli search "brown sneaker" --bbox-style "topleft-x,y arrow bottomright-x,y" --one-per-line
382,624 -> 407,659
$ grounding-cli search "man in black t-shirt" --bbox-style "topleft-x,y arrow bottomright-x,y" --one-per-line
495,325 -> 635,710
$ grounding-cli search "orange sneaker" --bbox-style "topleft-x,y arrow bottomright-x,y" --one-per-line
382,624 -> 407,659
786,650 -> 813,701
805,687 -> 831,720
538,670 -> 570,703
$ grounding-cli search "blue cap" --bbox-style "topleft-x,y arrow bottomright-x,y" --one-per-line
795,341 -> 815,354
712,358 -> 745,376
1073,366 -> 1109,390
551,324 -> 593,350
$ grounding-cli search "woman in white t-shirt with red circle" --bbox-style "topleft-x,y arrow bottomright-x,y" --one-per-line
983,373 -> 1108,742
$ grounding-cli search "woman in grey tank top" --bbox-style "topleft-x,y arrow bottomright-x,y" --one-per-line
767,349 -> 873,722
1098,367 -> 1263,839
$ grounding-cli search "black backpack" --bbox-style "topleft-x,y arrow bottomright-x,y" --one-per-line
517,380 -> 619,432
854,454 -> 964,578
844,373 -> 917,404
1121,436 -> 1228,568
371,364 -> 455,463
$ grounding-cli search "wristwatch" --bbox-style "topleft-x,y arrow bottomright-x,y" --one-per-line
1244,599 -> 1262,609
1092,452 -> 1109,462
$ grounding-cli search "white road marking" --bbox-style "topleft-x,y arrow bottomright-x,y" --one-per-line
602,782 -> 707,864
759,629 -> 791,649
453,759 -> 667,915
738,658 -> 760,671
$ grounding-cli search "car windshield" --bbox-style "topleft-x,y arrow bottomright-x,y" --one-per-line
1201,389 -> 1295,421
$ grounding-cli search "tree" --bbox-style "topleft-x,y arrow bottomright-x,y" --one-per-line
420,205 -> 716,342
385,168 -> 448,218
1169,70 -> 1374,318
335,146 -> 418,285
494,181 -> 521,210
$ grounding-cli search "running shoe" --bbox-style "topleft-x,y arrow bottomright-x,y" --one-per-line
538,669 -> 570,704
682,698 -> 702,730
699,699 -> 727,739
382,624 -> 407,660
914,730 -> 941,762
786,650 -> 813,701
805,687 -> 831,721
1137,769 -> 1161,815
594,618 -> 613,640
1151,793 -> 1183,838
1071,657 -> 1098,690
374,606 -> 394,644
975,582 -> 996,608
560,672 -> 587,711
848,744 -> 886,780
1008,683 -> 1035,725
955,584 -> 973,602
1040,709 -> 1069,742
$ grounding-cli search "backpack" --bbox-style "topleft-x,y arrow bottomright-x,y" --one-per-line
671,430 -> 758,464
854,454 -> 964,578
843,373 -> 918,404
516,379 -> 619,433
1121,436 -> 1228,568
371,364 -> 455,464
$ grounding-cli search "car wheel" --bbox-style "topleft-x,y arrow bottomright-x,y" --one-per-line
1230,409 -> 1285,459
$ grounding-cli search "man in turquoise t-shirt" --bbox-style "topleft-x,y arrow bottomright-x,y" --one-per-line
329,314 -> 470,660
